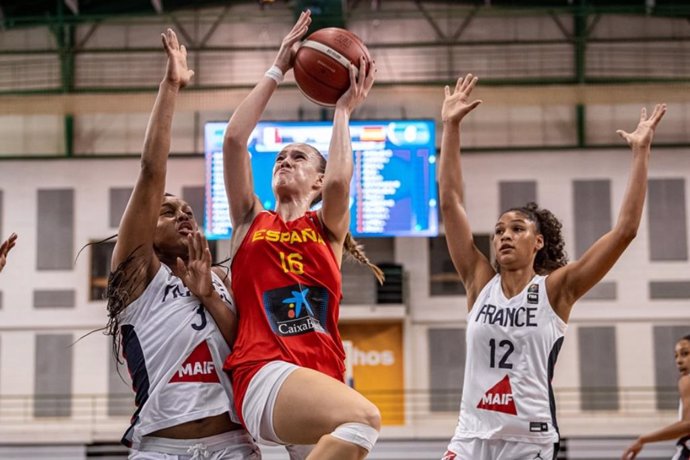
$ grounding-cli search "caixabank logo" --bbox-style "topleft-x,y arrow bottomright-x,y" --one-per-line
263,284 -> 330,337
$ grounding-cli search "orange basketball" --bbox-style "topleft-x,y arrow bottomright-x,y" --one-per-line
293,27 -> 371,107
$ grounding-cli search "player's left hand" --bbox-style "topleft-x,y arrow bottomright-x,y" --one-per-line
616,103 -> 666,150
336,57 -> 376,114
442,73 -> 482,124
0,232 -> 17,273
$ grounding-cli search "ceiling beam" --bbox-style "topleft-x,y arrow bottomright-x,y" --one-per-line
64,0 -> 79,15
151,0 -> 164,14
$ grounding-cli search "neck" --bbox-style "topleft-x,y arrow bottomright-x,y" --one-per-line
275,195 -> 312,222
160,254 -> 184,273
499,267 -> 537,298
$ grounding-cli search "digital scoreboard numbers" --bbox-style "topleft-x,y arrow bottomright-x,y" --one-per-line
204,120 -> 438,239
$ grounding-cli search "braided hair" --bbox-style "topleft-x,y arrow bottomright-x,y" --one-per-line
303,143 -> 385,284
502,202 -> 568,275
104,247 -> 147,363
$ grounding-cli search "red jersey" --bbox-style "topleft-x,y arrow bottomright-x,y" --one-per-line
224,211 -> 346,422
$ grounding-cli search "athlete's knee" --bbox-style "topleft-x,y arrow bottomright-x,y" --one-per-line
329,400 -> 380,451
360,401 -> 381,432
344,399 -> 381,432
330,421 -> 380,452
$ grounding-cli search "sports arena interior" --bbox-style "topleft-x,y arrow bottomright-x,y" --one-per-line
0,0 -> 689,458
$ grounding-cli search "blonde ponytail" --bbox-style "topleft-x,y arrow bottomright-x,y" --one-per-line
343,232 -> 385,285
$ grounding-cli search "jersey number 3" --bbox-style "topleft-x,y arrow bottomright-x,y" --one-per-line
489,338 -> 514,369
191,304 -> 207,331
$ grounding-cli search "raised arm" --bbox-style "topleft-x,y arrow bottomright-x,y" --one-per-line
223,11 -> 311,230
0,232 -> 17,273
111,29 -> 194,278
621,375 -> 690,459
319,57 -> 375,245
548,104 -> 667,321
438,74 -> 493,308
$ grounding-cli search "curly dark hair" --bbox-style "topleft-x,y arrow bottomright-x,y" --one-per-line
501,202 -> 569,275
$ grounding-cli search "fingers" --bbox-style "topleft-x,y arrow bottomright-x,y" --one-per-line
365,59 -> 376,86
649,102 -> 667,127
348,60 -> 357,89
288,10 -> 312,40
358,57 -> 371,91
194,231 -> 204,260
465,74 -> 478,94
196,231 -> 213,266
180,44 -> 187,57
444,85 -> 450,97
468,100 -> 483,112
161,33 -> 170,53
0,233 -> 15,255
616,129 -> 629,141
450,73 -> 478,96
167,28 -> 179,49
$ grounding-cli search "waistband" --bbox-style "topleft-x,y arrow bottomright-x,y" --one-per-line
136,429 -> 255,455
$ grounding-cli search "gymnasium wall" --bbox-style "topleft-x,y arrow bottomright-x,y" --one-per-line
0,1 -> 689,452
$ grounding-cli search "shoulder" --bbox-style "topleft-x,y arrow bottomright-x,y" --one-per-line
679,374 -> 690,394
211,266 -> 231,287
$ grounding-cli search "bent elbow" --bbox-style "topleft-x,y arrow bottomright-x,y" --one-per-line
223,128 -> 248,150
440,192 -> 462,213
139,158 -> 165,181
324,178 -> 350,198
615,226 -> 638,245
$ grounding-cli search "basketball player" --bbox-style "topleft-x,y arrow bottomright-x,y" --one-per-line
221,10 -> 381,460
622,335 -> 690,460
105,29 -> 259,459
0,232 -> 17,273
437,74 -> 666,460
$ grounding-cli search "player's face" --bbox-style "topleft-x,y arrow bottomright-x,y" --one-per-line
493,211 -> 544,270
272,144 -> 323,199
154,196 -> 198,258
675,339 -> 690,376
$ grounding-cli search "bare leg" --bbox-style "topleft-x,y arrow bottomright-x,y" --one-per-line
272,367 -> 380,460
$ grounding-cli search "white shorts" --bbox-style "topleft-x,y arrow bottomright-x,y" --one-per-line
129,430 -> 261,460
443,437 -> 557,460
242,360 -> 315,459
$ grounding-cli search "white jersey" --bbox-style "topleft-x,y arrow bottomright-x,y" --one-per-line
118,264 -> 238,448
453,274 -> 567,444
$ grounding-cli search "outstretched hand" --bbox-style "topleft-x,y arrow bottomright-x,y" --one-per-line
161,28 -> 195,89
335,57 -> 376,114
621,439 -> 643,460
442,74 -> 482,124
176,231 -> 214,300
273,10 -> 312,73
0,232 -> 17,273
616,103 -> 666,149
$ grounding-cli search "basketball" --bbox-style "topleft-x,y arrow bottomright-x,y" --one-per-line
294,27 -> 371,107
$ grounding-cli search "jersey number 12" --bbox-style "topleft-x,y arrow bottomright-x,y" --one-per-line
489,338 -> 514,369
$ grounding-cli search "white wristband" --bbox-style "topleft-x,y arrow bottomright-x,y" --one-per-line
264,65 -> 284,84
